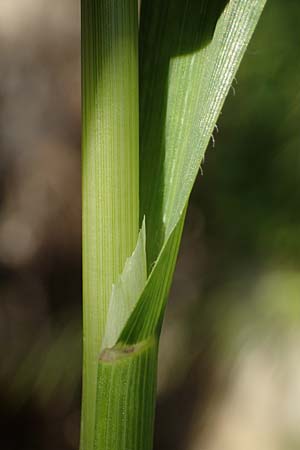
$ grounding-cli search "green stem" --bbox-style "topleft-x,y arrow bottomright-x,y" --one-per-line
81,0 -> 139,448
94,338 -> 158,450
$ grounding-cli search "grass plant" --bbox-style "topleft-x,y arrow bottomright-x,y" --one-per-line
81,1 -> 267,449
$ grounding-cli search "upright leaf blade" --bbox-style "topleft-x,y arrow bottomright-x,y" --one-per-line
119,0 -> 267,344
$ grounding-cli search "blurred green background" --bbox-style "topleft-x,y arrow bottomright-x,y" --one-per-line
1,1 -> 300,449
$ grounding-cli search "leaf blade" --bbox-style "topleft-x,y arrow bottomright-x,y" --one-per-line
119,0 -> 267,344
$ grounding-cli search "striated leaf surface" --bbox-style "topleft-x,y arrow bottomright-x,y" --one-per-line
117,0 -> 267,344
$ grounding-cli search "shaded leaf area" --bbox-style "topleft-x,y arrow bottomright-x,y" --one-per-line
139,0 -> 229,267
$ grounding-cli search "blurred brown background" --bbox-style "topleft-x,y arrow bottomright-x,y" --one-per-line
1,1 -> 300,449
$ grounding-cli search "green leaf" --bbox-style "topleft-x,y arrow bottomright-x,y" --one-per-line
118,0 -> 267,344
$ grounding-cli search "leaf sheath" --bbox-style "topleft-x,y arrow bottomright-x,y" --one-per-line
94,338 -> 158,450
81,0 -> 139,448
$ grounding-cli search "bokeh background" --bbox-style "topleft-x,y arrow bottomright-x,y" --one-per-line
1,1 -> 300,449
